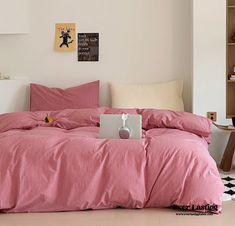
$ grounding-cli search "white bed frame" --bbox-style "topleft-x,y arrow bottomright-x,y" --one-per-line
0,79 -> 29,113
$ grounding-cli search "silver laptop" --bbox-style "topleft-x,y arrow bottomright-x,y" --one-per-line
99,114 -> 142,139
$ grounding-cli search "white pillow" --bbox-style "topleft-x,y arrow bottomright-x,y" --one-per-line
111,80 -> 184,111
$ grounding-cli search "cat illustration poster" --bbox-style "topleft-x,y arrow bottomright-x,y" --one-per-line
55,23 -> 76,52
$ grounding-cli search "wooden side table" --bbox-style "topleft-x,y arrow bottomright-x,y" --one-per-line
220,132 -> 235,172
213,123 -> 235,172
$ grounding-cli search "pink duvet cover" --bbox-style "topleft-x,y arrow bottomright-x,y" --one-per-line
0,108 -> 223,213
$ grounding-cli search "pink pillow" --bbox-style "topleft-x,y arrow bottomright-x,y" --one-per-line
30,81 -> 100,111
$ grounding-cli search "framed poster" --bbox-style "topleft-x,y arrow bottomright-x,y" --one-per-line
55,23 -> 76,52
77,33 -> 99,61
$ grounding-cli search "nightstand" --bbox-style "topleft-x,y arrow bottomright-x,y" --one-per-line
220,131 -> 235,172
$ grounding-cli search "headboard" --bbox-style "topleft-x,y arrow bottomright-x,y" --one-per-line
0,79 -> 29,113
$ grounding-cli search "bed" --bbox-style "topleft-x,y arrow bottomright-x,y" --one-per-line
0,106 -> 223,213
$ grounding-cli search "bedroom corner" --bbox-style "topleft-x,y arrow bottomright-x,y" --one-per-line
0,0 -> 235,226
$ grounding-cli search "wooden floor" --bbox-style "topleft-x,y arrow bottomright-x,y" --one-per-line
0,201 -> 235,226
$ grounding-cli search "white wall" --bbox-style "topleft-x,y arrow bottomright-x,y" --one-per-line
0,0 -> 232,165
193,0 -> 227,123
193,0 -> 234,164
0,0 -> 192,111
0,0 -> 29,34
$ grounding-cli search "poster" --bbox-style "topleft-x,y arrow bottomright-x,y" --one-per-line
55,23 -> 76,52
77,33 -> 99,61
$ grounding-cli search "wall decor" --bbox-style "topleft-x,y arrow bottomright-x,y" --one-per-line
55,23 -> 76,52
78,33 -> 99,61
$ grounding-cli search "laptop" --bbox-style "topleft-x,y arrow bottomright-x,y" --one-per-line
99,114 -> 142,139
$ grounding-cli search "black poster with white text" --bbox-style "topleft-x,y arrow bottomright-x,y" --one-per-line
78,33 -> 99,61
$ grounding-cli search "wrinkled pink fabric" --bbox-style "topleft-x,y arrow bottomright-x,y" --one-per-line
0,109 -> 223,213
0,107 -> 107,133
139,109 -> 212,143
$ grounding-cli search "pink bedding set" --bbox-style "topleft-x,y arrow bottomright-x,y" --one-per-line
0,108 -> 223,213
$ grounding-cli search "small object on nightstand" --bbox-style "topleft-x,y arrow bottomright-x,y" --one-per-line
0,73 -> 10,80
3,75 -> 10,80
